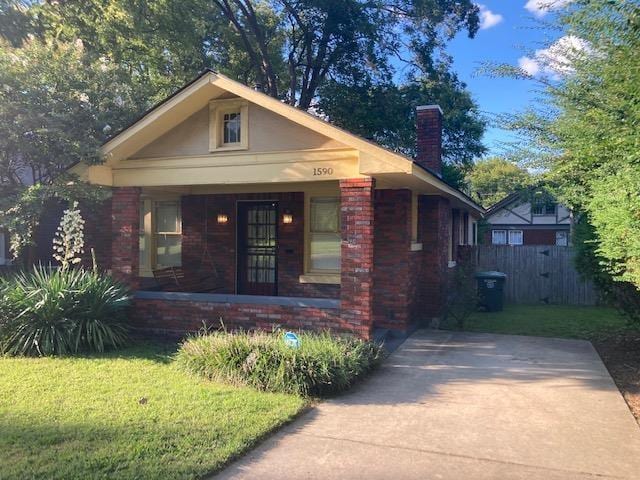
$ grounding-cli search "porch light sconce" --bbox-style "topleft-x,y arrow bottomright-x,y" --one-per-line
282,211 -> 294,224
217,213 -> 229,225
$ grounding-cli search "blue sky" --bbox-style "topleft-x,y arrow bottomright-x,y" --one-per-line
445,1 -> 570,157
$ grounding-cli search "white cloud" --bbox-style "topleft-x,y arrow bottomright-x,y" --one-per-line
518,56 -> 540,76
478,4 -> 504,30
518,35 -> 590,79
525,0 -> 573,18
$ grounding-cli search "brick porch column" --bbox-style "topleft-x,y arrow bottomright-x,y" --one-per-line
340,178 -> 375,340
111,187 -> 141,288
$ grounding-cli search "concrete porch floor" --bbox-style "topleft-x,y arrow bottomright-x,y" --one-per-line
213,330 -> 640,480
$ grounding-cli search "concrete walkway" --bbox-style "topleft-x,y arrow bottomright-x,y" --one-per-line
215,330 -> 640,479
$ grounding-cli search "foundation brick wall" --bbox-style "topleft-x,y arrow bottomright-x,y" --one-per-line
340,178 -> 375,340
132,298 -> 345,336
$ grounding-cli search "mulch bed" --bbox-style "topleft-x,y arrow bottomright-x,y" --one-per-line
594,332 -> 640,422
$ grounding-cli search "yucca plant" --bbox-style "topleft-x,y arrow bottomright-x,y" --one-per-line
0,266 -> 131,356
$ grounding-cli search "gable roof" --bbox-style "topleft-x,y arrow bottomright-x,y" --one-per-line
485,192 -> 522,216
100,69 -> 483,213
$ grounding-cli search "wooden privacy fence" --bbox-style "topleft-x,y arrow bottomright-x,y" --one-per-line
475,245 -> 597,306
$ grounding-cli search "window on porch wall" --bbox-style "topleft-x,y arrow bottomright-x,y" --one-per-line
309,197 -> 341,272
139,199 -> 182,272
155,201 -> 182,267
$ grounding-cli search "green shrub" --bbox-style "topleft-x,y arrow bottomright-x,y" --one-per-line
0,266 -> 131,356
175,330 -> 384,396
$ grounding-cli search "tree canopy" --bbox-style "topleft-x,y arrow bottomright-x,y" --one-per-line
465,157 -> 532,208
495,0 -> 640,316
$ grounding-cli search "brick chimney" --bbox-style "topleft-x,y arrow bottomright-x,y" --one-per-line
416,105 -> 443,177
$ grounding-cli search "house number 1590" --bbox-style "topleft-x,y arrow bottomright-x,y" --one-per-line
313,167 -> 334,176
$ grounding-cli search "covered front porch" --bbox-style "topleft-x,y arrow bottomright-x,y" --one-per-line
112,179 -> 376,338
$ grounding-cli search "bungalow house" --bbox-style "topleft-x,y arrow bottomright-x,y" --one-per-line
483,189 -> 571,246
72,69 -> 483,339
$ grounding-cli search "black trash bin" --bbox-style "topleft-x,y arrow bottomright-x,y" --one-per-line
475,271 -> 507,312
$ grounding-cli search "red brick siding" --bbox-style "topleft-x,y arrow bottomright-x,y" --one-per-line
524,229 -> 560,245
82,198 -> 113,271
373,189 -> 413,330
484,228 -> 564,246
111,187 -> 140,288
83,185 -> 462,338
421,196 -> 452,318
181,192 -> 339,298
340,178 -> 375,340
132,298 -> 345,336
416,107 -> 443,175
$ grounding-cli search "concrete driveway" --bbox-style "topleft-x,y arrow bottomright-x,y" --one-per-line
214,330 -> 640,479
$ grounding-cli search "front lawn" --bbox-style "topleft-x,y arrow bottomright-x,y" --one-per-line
441,304 -> 633,341
0,343 -> 305,480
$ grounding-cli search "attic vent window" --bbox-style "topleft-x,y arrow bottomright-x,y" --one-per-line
209,99 -> 249,151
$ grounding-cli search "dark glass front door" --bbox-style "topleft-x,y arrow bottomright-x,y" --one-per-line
237,202 -> 278,296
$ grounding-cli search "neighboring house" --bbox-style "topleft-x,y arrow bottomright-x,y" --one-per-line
71,69 -> 483,339
484,190 -> 571,246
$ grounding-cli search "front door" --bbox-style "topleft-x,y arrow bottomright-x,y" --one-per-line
237,202 -> 278,296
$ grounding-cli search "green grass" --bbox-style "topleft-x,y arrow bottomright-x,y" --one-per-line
0,343 -> 305,480
441,304 -> 638,341
176,330 -> 383,396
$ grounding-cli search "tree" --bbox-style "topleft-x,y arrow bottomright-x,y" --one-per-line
0,38 -> 133,259
8,0 -> 480,108
318,67 -> 486,171
3,1 -> 486,170
493,1 -> 640,314
465,158 -> 532,208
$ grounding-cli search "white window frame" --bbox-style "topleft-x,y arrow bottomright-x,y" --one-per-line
556,230 -> 569,246
508,230 -> 524,246
492,229 -> 507,245
209,99 -> 249,151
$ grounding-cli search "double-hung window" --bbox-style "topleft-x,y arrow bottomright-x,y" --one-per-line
139,198 -> 182,275
154,201 -> 182,268
492,230 -> 507,245
508,230 -> 523,246
309,197 -> 341,272
209,99 -> 249,151
222,112 -> 241,145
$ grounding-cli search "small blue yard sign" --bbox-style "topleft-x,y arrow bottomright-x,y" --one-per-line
283,331 -> 301,349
